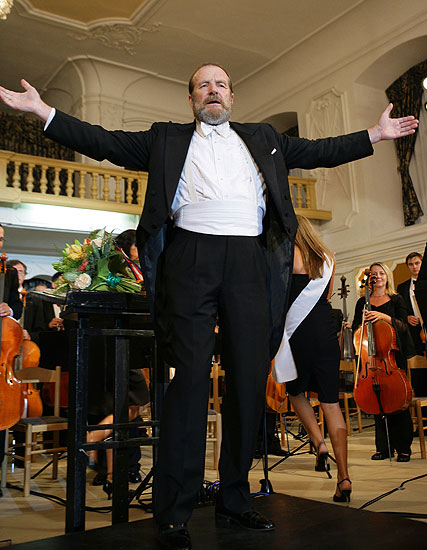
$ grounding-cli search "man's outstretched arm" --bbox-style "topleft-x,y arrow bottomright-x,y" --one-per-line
0,79 -> 52,122
368,103 -> 419,143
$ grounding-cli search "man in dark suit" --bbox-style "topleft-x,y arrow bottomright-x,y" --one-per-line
397,252 -> 425,356
0,65 -> 419,548
397,251 -> 426,400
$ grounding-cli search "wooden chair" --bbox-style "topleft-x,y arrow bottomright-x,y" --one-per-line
10,366 -> 68,496
209,357 -> 225,414
339,359 -> 362,436
206,409 -> 222,472
207,357 -> 224,471
408,355 -> 427,459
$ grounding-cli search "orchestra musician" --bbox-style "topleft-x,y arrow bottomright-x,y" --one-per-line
274,215 -> 352,503
0,66 -> 419,550
0,224 -> 23,496
397,252 -> 425,356
352,262 -> 414,462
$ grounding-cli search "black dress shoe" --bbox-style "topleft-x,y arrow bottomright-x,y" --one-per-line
371,451 -> 394,460
128,471 -> 142,483
215,509 -> 275,531
396,453 -> 411,462
158,524 -> 191,550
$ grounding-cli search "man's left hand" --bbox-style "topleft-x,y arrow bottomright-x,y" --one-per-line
368,103 -> 419,144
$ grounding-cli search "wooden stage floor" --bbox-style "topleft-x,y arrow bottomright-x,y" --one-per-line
8,492 -> 427,550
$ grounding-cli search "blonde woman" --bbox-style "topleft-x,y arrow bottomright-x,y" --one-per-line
351,262 -> 414,462
278,215 -> 351,502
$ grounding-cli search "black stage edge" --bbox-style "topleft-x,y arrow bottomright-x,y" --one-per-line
9,493 -> 427,550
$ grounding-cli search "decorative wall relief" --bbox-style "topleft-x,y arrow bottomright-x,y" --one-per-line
306,89 -> 358,231
99,102 -> 125,129
69,22 -> 161,55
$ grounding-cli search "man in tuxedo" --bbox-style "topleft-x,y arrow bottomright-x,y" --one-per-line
0,224 -> 23,496
0,66 -> 419,548
397,251 -> 426,400
397,252 -> 425,356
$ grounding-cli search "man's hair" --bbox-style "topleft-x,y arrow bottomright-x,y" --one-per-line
188,63 -> 233,95
115,229 -> 136,258
52,272 -> 62,283
405,251 -> 423,265
6,259 -> 27,274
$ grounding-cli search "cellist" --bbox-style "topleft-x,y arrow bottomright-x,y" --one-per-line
0,223 -> 23,497
352,262 -> 414,462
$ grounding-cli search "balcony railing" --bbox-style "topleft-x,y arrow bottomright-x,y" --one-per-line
0,150 -> 331,220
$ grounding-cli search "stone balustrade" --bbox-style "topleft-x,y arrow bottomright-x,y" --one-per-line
0,150 -> 331,220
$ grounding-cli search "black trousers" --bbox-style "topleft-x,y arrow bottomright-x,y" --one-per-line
374,408 -> 413,454
153,229 -> 270,526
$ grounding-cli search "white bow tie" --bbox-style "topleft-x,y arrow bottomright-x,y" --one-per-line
199,121 -> 230,138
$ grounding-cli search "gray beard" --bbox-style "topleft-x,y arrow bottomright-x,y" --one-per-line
192,98 -> 231,125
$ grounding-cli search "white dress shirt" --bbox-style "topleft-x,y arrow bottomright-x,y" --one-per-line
171,120 -> 266,236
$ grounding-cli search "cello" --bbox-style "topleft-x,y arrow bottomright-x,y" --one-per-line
353,269 -> 412,416
0,253 -> 25,430
338,275 -> 355,361
14,289 -> 43,418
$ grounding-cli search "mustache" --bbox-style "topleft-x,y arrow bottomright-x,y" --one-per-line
203,94 -> 225,107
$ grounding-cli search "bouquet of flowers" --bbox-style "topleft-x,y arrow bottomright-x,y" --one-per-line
52,229 -> 143,294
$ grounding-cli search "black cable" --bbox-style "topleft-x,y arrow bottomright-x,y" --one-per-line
5,483 -> 134,514
381,511 -> 427,519
358,473 -> 427,511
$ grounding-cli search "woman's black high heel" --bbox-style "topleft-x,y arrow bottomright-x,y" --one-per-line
102,479 -> 136,502
333,478 -> 352,502
314,441 -> 332,479
103,479 -> 113,500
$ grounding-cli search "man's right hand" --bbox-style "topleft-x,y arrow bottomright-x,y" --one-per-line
0,79 -> 52,122
408,315 -> 420,326
49,317 -> 64,330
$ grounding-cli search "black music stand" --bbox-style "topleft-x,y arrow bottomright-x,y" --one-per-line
40,290 -> 159,533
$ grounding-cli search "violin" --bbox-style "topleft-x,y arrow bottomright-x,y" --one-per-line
15,289 -> 43,418
0,252 -> 25,430
353,269 -> 412,415
338,275 -> 355,361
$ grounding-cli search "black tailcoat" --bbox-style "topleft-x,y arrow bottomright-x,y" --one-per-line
45,112 -> 373,357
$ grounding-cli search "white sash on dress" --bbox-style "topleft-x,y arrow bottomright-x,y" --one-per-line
272,259 -> 334,383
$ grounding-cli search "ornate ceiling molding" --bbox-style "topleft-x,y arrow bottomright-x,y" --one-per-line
68,22 -> 161,55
